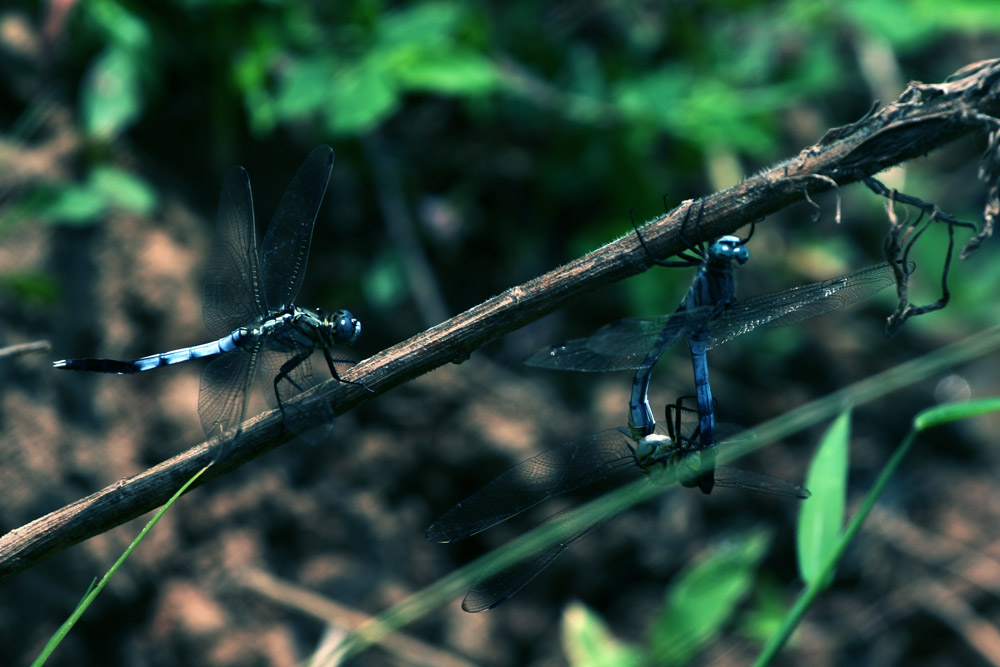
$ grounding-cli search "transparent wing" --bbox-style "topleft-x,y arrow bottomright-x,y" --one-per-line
259,346 -> 334,444
713,466 -> 810,498
258,346 -> 319,408
260,145 -> 335,309
527,263 -> 896,372
198,343 -> 259,439
203,167 -> 265,338
523,306 -> 714,372
706,263 -> 896,349
461,506 -> 619,612
426,428 -> 639,544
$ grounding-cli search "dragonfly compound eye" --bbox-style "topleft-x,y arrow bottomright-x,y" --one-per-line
710,235 -> 749,264
331,309 -> 361,345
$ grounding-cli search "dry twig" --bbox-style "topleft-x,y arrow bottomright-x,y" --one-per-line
3,59 -> 1000,582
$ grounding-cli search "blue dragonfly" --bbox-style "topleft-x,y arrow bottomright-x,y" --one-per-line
427,398 -> 808,612
54,145 -> 364,445
526,212 -> 899,492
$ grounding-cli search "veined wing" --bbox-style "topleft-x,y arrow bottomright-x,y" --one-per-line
426,428 -> 638,544
461,506 -> 620,612
203,166 -> 264,338
713,467 -> 810,498
705,263 -> 897,349
259,145 -> 335,310
258,346 -> 334,445
524,304 -> 717,372
198,342 -> 260,439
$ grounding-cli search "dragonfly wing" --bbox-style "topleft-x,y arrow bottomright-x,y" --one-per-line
706,263 -> 896,349
203,166 -> 264,338
258,345 -> 320,408
713,466 -> 810,498
259,145 -> 335,309
462,506 -> 620,612
426,428 -> 637,543
198,343 -> 259,440
525,310 -> 702,372
259,346 -> 333,444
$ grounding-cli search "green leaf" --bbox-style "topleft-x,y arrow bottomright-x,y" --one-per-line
612,67 -> 693,128
85,0 -> 151,51
323,58 -> 400,134
844,0 -> 1000,50
393,48 -> 497,95
80,47 -> 143,139
797,410 -> 850,587
90,166 -> 157,215
0,271 -> 59,305
648,529 -> 771,665
738,577 -> 799,645
377,1 -> 467,47
31,165 -> 155,226
40,185 -> 109,225
275,57 -> 337,119
914,397 -> 1000,431
561,601 -> 642,667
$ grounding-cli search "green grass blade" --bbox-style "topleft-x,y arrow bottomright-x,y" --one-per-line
717,323 -> 1000,465
31,464 -> 212,667
331,473 -> 666,663
334,323 -> 1000,664
755,396 -> 1000,666
797,410 -> 850,586
914,396 -> 1000,430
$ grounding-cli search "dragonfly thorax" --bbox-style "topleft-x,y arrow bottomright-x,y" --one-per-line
261,306 -> 361,350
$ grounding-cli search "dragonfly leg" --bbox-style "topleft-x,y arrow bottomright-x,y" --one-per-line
632,198 -> 706,268
322,348 -> 374,393
736,218 -> 756,245
272,351 -> 312,413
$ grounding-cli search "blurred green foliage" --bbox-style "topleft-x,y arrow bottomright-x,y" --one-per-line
16,165 -> 157,226
2,2 -> 999,665
3,0 -> 994,326
561,528 -> 776,666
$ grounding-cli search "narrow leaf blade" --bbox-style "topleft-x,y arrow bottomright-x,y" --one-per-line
797,410 -> 851,586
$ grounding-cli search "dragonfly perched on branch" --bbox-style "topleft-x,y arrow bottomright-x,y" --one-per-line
55,145 -> 367,447
528,203 -> 901,492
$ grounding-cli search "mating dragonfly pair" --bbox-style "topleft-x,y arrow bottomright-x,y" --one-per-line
55,146 -> 898,612
55,145 -> 364,447
429,203 -> 900,610
428,397 -> 808,612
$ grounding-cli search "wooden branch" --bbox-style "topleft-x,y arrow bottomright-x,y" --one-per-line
3,58 -> 999,583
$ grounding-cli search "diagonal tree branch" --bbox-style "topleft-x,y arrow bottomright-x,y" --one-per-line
3,58 -> 999,583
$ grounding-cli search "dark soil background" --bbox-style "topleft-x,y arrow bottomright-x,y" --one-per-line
3,3 -> 1000,666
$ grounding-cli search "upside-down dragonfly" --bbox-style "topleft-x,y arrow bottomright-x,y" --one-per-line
427,398 -> 808,612
527,211 -> 899,492
55,145 -> 364,446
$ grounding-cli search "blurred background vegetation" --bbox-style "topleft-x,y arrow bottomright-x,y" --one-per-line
2,1 -> 1000,665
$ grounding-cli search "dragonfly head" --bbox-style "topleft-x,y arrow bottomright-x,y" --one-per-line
635,433 -> 684,487
708,235 -> 749,265
634,433 -> 671,465
324,309 -> 362,345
